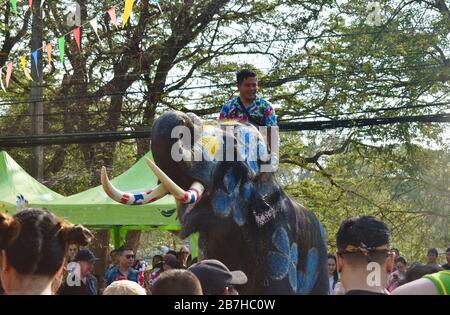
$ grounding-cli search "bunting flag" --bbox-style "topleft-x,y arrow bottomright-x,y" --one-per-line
0,68 -> 6,93
122,0 -> 135,28
28,0 -> 32,10
73,27 -> 81,50
107,7 -> 119,29
20,56 -> 33,81
89,19 -> 101,41
10,0 -> 18,16
6,62 -> 13,87
58,37 -> 65,64
41,0 -> 45,8
46,42 -> 53,67
31,50 -> 39,77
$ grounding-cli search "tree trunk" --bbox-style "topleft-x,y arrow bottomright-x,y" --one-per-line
90,229 -> 110,290
124,230 -> 142,254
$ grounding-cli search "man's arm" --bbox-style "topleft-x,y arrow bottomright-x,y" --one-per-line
391,278 -> 438,295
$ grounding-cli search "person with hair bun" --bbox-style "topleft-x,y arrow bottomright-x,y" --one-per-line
0,208 -> 93,295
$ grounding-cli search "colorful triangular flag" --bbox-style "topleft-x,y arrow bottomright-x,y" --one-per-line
73,27 -> 81,50
31,50 -> 39,77
58,36 -> 65,64
89,19 -> 101,41
20,56 -> 33,81
28,0 -> 32,10
41,0 -> 45,8
46,42 -> 52,67
122,0 -> 135,28
10,0 -> 18,16
107,7 -> 118,29
6,62 -> 13,87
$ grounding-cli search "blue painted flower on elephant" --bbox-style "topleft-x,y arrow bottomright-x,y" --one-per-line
211,168 -> 253,226
267,227 -> 298,291
267,227 -> 320,294
297,247 -> 319,295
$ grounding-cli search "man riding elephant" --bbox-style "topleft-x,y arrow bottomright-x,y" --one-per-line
101,111 -> 328,294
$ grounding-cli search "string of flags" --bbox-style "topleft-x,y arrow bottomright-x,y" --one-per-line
1,0 -> 162,92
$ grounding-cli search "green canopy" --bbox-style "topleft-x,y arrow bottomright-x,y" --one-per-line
0,151 -> 64,212
0,151 -> 179,228
37,152 -> 180,229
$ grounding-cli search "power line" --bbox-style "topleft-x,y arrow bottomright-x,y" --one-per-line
0,63 -> 446,107
1,113 -> 448,148
1,101 -> 448,121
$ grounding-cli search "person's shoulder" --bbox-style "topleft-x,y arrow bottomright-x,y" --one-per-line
391,277 -> 438,295
224,96 -> 239,106
257,97 -> 273,107
105,266 -> 118,276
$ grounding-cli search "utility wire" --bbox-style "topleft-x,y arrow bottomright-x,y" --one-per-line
1,113 -> 448,148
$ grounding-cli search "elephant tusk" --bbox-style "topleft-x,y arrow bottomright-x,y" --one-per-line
183,181 -> 205,204
100,166 -> 168,205
145,158 -> 205,204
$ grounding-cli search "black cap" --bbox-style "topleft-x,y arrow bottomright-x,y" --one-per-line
75,249 -> 99,262
188,259 -> 247,293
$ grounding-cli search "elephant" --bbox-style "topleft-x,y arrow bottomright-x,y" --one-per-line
101,111 -> 329,294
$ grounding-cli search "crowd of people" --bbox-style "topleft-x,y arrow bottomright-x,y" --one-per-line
0,208 -> 448,295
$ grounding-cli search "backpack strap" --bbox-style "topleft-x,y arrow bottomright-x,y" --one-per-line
237,97 -> 262,126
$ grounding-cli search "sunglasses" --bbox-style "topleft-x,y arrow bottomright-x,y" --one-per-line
125,254 -> 135,259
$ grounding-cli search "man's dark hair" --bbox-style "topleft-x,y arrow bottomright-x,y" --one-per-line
427,248 -> 438,256
152,269 -> 202,295
117,246 -> 133,254
336,215 -> 390,264
395,256 -> 407,265
236,69 -> 257,85
398,263 -> 443,286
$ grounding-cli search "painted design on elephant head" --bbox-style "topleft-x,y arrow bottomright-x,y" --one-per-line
210,167 -> 253,226
267,227 -> 298,291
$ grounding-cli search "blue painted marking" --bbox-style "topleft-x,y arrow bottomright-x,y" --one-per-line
267,251 -> 289,280
133,194 -> 144,205
211,189 -> 232,218
268,227 -> 299,291
233,202 -> 246,226
289,243 -> 299,291
241,182 -> 253,200
297,247 -> 319,295
272,226 -> 290,255
224,169 -> 237,192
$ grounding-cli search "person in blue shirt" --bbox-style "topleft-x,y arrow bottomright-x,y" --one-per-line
104,246 -> 139,287
219,69 -> 277,127
219,69 -> 279,165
